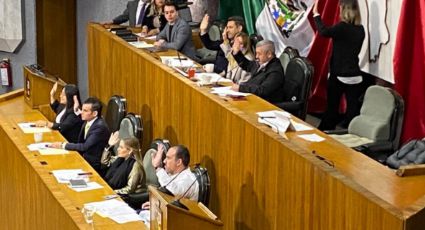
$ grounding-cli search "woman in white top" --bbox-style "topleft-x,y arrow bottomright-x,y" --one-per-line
220,32 -> 254,84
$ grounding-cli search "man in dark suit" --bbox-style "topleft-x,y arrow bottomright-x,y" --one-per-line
50,97 -> 110,176
230,40 -> 285,103
103,0 -> 151,28
154,2 -> 196,60
199,15 -> 245,74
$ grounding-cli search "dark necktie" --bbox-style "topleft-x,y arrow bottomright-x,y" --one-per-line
137,3 -> 147,25
168,25 -> 174,41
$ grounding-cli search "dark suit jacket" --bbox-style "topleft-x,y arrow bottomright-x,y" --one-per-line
157,17 -> 196,60
50,100 -> 83,143
113,0 -> 149,27
199,33 -> 228,74
65,117 -> 110,174
233,52 -> 285,103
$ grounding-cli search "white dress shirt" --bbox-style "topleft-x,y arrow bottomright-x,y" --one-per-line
156,167 -> 199,201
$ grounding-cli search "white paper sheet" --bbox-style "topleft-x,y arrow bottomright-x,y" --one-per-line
18,122 -> 51,133
128,41 -> 154,48
298,134 -> 325,142
51,169 -> 86,183
160,56 -> 194,67
39,148 -> 69,155
70,182 -> 103,192
84,199 -> 141,224
210,86 -> 250,97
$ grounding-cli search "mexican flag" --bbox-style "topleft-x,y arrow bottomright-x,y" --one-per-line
255,0 -> 315,57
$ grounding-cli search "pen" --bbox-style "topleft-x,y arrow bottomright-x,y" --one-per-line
260,116 -> 276,119
77,172 -> 93,176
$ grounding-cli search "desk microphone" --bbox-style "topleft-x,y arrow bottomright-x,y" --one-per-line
170,169 -> 206,210
177,51 -> 183,67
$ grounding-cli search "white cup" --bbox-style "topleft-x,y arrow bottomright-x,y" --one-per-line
34,132 -> 43,143
82,205 -> 96,224
203,64 -> 214,73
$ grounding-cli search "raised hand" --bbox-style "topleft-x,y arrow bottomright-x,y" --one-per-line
50,82 -> 58,96
200,14 -> 210,34
73,95 -> 81,114
108,131 -> 120,147
151,143 -> 165,168
222,26 -> 229,43
313,0 -> 319,15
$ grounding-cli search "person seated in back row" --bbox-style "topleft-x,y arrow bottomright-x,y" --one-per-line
230,40 -> 285,103
101,132 -> 146,195
220,31 -> 254,84
141,0 -> 167,36
103,0 -> 151,28
154,2 -> 197,60
199,14 -> 246,74
35,82 -> 83,143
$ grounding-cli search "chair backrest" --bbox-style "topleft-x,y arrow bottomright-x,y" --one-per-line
191,164 -> 210,206
142,149 -> 160,186
279,46 -> 300,74
118,113 -> 143,140
349,86 -> 404,149
281,57 -> 314,120
104,95 -> 127,132
208,24 -> 221,41
249,33 -> 264,55
177,2 -> 199,28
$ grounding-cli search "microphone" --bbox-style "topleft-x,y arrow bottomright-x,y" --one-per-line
170,168 -> 206,210
176,51 -> 183,67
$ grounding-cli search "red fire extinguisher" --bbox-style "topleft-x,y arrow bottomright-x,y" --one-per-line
0,58 -> 13,87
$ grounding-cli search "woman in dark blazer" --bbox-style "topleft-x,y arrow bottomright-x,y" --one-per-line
35,83 -> 83,143
313,0 -> 365,130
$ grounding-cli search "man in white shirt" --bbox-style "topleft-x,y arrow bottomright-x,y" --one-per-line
140,144 -> 198,211
103,0 -> 151,28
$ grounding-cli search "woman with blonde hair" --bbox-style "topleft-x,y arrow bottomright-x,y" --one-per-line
220,32 -> 255,84
141,0 -> 166,36
314,0 -> 365,130
101,133 -> 146,195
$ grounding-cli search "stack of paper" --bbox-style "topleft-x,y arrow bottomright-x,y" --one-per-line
84,199 -> 142,224
18,122 -> 51,133
128,41 -> 154,49
51,169 -> 103,192
51,169 -> 87,183
160,56 -> 194,67
27,143 -> 69,155
194,73 -> 232,86
210,86 -> 250,97
256,110 -> 314,133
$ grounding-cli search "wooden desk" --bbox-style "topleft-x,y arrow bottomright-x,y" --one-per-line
87,23 -> 425,230
0,90 -> 145,229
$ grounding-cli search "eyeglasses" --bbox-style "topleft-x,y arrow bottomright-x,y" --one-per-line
312,150 -> 334,168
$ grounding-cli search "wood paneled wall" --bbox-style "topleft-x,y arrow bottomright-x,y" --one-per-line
36,0 -> 77,84
87,24 -> 425,230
